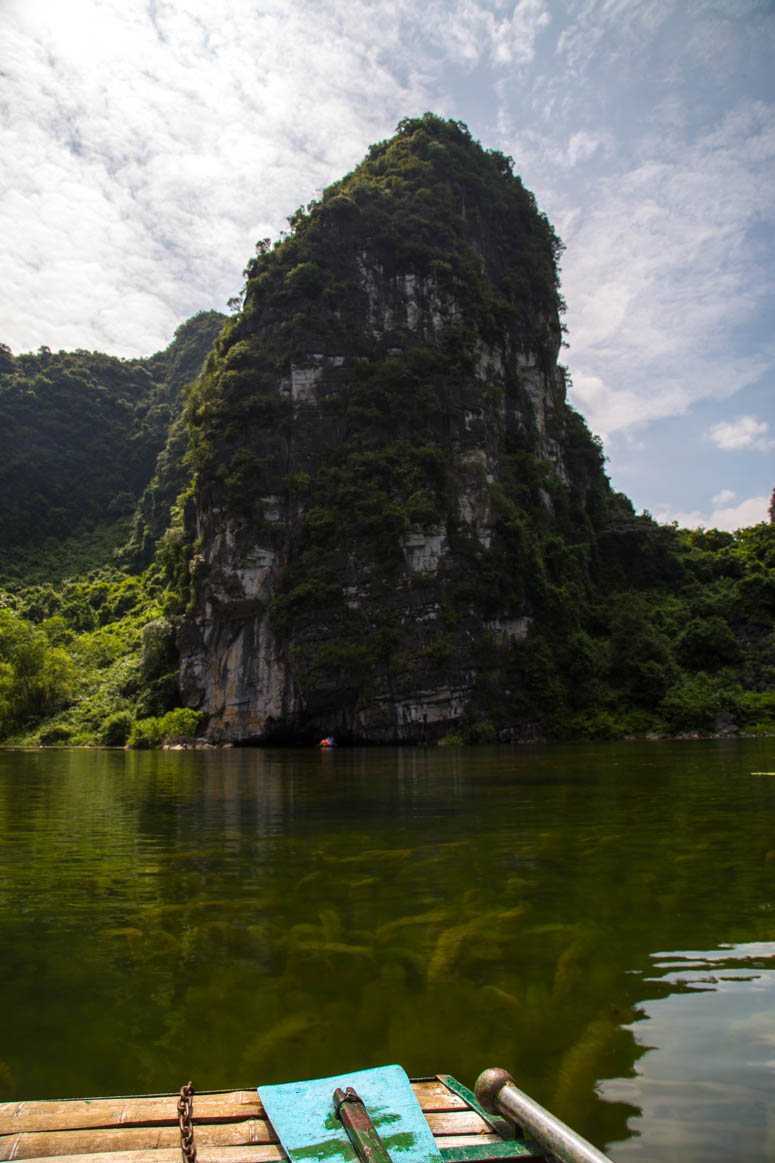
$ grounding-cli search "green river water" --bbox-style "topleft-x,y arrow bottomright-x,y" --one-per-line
1,739 -> 775,1161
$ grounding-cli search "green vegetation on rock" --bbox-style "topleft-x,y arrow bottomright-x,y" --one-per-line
179,113 -> 775,744
0,115 -> 773,746
0,311 -> 224,584
0,565 -> 192,746
0,313 -> 225,746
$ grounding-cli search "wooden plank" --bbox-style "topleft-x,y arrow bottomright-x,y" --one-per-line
0,1119 -> 275,1161
0,1092 -> 262,1117
11,1149 -> 545,1163
0,1079 -> 488,1161
425,1111 -> 494,1136
411,1082 -> 468,1111
0,1093 -> 264,1135
436,1075 -> 513,1144
0,1114 -> 493,1161
0,1083 -> 463,1136
435,1135 -> 506,1147
11,1150 -> 283,1163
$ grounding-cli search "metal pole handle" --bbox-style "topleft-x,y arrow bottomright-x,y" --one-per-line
333,1086 -> 393,1163
475,1068 -> 614,1163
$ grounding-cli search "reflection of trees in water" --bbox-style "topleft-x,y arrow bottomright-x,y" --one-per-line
2,741 -> 775,1158
93,838 -> 648,1148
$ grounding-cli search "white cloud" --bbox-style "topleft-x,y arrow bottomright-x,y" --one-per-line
556,101 -> 775,436
712,488 -> 736,506
395,0 -> 551,70
500,0 -> 552,65
501,0 -> 775,443
1,0 -> 570,357
656,494 -> 770,532
711,495 -> 770,531
709,415 -> 774,452
0,0 -> 567,358
0,0 -> 439,355
565,130 -> 604,166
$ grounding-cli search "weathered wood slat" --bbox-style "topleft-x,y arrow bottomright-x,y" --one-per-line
0,1094 -> 263,1135
11,1150 -> 282,1163
425,1111 -> 492,1136
0,1082 -> 466,1137
0,1102 -> 484,1149
10,1139 -> 508,1163
435,1135 -> 505,1147
0,1079 -> 498,1163
0,1119 -> 277,1161
413,1082 -> 468,1110
54,1150 -> 531,1163
1,1091 -> 262,1116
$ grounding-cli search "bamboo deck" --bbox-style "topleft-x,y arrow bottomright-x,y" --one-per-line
0,1076 -> 546,1163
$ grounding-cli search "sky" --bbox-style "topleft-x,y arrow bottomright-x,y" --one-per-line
2,0 -> 774,531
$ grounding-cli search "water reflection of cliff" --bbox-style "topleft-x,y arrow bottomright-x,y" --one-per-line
2,739 -> 775,1163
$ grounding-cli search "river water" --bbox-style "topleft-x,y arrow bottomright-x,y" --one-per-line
1,740 -> 774,1160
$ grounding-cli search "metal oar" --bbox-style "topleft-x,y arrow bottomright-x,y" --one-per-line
475,1068 -> 615,1163
333,1086 -> 393,1163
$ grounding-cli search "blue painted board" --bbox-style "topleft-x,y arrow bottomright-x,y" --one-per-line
259,1065 -> 444,1163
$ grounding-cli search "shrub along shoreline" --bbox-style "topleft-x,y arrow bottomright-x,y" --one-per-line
0,524 -> 773,749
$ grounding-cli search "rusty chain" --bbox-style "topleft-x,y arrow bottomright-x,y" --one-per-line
177,1081 -> 197,1163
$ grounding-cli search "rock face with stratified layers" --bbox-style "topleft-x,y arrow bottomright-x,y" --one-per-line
177,115 -> 611,743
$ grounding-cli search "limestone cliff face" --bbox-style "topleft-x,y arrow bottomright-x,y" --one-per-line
178,116 -> 609,743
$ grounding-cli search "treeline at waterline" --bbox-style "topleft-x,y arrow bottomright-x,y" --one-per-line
1,519 -> 773,747
0,115 -> 773,747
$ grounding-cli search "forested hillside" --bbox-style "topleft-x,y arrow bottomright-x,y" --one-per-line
0,116 -> 773,748
0,310 -> 224,584
0,310 -> 225,746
